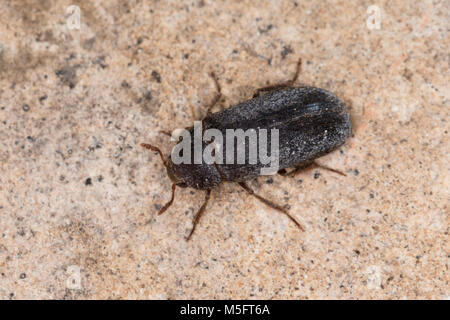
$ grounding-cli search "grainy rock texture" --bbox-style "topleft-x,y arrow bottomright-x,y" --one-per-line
0,0 -> 448,299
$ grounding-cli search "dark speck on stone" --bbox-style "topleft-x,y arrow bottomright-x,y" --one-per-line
93,55 -> 107,69
154,204 -> 162,211
22,104 -> 30,112
55,66 -> 77,89
258,24 -> 273,34
143,90 -> 152,101
281,45 -> 293,59
354,168 -> 359,176
183,53 -> 189,59
121,80 -> 131,89
20,273 -> 26,279
98,175 -> 103,182
314,172 -> 320,179
265,178 -> 273,184
354,250 -> 360,255
85,178 -> 92,186
151,70 -> 161,83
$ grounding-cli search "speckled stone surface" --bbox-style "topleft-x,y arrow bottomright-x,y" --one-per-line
0,0 -> 448,299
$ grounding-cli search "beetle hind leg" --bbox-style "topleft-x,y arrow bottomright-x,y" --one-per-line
278,160 -> 314,176
238,182 -> 305,231
253,57 -> 302,98
279,161 -> 346,177
202,72 -> 222,119
313,162 -> 347,176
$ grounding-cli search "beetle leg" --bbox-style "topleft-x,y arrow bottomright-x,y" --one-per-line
157,184 -> 176,215
186,189 -> 212,241
141,143 -> 167,167
282,161 -> 346,177
312,162 -> 347,176
203,72 -> 222,118
146,184 -> 177,225
252,83 -> 290,98
238,182 -> 304,231
253,57 -> 302,98
278,160 -> 314,176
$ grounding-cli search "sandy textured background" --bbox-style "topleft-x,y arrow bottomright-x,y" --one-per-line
0,0 -> 448,299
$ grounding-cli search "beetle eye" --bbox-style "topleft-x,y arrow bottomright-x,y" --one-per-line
177,182 -> 188,188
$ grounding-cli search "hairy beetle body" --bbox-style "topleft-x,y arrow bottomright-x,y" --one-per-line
141,58 -> 353,240
170,86 -> 351,189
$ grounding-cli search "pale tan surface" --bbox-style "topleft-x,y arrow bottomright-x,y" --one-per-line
0,0 -> 448,299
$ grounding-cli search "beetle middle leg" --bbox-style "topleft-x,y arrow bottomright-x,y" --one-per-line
253,57 -> 302,98
186,189 -> 212,241
238,181 -> 305,231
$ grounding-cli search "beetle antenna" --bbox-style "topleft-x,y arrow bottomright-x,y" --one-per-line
158,184 -> 176,215
141,143 -> 167,167
141,143 -> 176,216
158,130 -> 172,137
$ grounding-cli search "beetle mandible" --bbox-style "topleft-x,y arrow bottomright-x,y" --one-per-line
141,58 -> 352,240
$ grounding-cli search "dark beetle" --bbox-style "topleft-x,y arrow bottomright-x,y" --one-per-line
142,58 -> 352,240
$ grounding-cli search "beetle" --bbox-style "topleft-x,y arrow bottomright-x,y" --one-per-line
141,58 -> 352,240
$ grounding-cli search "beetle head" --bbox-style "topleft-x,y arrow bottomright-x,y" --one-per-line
166,158 -> 188,188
